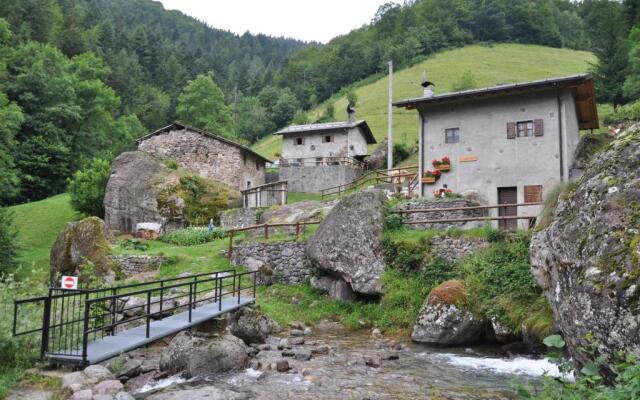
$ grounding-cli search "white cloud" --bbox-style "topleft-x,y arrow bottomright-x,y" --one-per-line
157,0 -> 391,43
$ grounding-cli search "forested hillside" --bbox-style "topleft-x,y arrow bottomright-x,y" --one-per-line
0,0 -> 639,206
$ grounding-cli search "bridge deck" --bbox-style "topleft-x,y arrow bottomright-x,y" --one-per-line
46,296 -> 254,365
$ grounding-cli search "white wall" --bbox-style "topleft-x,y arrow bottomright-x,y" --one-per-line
281,126 -> 371,160
418,88 -> 579,228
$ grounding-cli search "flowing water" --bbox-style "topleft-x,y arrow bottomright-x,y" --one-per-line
138,329 -> 567,400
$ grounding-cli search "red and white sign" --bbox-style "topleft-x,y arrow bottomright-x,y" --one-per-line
61,275 -> 78,290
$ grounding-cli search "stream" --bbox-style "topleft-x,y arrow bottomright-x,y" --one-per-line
135,328 -> 567,400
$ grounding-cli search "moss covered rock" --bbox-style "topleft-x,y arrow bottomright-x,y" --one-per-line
412,280 -> 485,346
49,217 -> 119,286
531,127 -> 640,382
104,151 -> 240,234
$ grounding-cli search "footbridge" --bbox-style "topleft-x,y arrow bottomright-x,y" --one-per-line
12,270 -> 257,366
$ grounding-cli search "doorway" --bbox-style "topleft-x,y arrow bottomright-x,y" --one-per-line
497,187 -> 518,230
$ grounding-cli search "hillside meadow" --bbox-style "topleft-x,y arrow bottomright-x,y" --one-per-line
252,43 -> 596,162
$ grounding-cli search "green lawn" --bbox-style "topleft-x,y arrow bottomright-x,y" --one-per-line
9,194 -> 79,280
252,43 -> 596,160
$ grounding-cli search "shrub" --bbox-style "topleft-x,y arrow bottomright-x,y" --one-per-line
121,239 -> 148,251
159,227 -> 227,246
164,159 -> 179,170
392,143 -> 411,163
383,213 -> 404,231
68,158 -> 111,218
0,208 -> 18,276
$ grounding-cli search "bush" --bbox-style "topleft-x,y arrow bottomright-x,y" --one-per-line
159,227 -> 227,246
0,208 -> 18,276
68,158 -> 111,218
164,159 -> 179,170
602,100 -> 640,125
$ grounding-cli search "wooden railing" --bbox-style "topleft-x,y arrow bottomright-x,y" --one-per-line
241,181 -> 288,208
394,202 -> 543,228
227,221 -> 321,258
320,165 -> 418,199
279,157 -> 366,168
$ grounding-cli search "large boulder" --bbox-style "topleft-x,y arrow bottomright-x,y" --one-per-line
104,151 -> 240,234
49,217 -> 119,285
310,275 -> 357,301
227,306 -> 281,345
251,200 -> 334,237
159,332 -> 249,377
530,129 -> 640,382
306,190 -> 387,295
367,139 -> 388,170
411,280 -> 485,346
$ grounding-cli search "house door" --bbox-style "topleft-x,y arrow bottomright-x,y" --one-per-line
497,187 -> 518,230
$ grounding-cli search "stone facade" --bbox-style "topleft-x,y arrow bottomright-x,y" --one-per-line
430,236 -> 488,262
397,199 -> 487,230
230,241 -> 310,285
137,124 -> 267,191
279,165 -> 363,193
220,208 -> 259,230
109,255 -> 165,276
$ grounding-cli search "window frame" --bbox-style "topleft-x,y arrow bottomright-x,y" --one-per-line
516,120 -> 534,138
294,137 -> 304,146
444,128 -> 460,144
322,135 -> 333,143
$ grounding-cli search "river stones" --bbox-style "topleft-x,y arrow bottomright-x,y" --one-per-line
227,307 -> 281,345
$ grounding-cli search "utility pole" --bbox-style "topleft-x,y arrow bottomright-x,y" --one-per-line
387,60 -> 393,172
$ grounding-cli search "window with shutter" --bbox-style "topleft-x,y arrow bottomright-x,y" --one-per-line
507,122 -> 516,139
534,119 -> 544,136
524,185 -> 543,203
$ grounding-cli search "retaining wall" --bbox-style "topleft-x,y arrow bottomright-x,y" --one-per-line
230,241 -> 310,285
279,165 -> 363,193
397,199 -> 488,230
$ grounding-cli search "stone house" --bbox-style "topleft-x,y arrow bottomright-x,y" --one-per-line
137,122 -> 270,190
274,107 -> 377,193
394,74 -> 599,229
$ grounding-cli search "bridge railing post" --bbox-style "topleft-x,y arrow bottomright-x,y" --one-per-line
192,276 -> 197,310
218,276 -> 222,312
159,281 -> 164,319
40,289 -> 52,359
82,296 -> 90,364
188,283 -> 193,323
145,291 -> 151,339
237,273 -> 241,304
111,288 -> 116,335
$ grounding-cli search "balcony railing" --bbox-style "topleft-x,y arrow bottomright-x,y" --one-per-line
279,157 -> 365,168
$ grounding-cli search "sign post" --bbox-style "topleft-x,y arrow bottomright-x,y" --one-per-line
61,275 -> 78,290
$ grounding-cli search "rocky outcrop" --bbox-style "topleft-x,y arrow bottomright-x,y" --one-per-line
411,280 -> 484,346
257,200 -> 334,236
530,129 -> 640,381
227,307 -> 281,345
310,275 -> 357,301
367,139 -> 388,170
306,190 -> 387,295
159,332 -> 249,377
104,151 -> 240,234
49,217 -> 119,285
220,207 -> 259,229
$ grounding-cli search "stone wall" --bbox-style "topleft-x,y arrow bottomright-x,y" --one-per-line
431,236 -> 488,262
230,241 -> 310,285
220,208 -> 259,229
138,127 -> 266,191
109,255 -> 165,276
397,199 -> 488,230
279,165 -> 363,193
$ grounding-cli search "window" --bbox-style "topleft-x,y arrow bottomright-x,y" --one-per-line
517,121 -> 534,137
295,137 -> 304,146
445,128 -> 460,143
322,135 -> 333,143
524,185 -> 543,203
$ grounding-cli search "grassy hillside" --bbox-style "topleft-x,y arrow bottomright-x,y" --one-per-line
9,194 -> 78,279
252,43 -> 596,161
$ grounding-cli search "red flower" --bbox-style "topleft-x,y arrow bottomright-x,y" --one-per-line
433,169 -> 442,177
442,156 -> 450,164
431,159 -> 439,167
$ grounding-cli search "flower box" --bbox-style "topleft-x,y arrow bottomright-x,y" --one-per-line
436,164 -> 451,172
422,177 -> 436,184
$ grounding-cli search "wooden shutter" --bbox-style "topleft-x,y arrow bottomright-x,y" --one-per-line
534,119 -> 544,136
524,185 -> 543,203
507,122 -> 516,139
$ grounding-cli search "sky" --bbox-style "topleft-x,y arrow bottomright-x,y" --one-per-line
158,0 -> 391,43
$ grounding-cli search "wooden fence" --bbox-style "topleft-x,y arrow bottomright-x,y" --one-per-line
394,202 -> 543,228
320,165 -> 418,199
241,181 -> 288,208
227,221 -> 321,259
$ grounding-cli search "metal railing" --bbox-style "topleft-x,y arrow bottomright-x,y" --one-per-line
279,157 -> 366,168
241,181 -> 288,208
320,166 -> 418,199
13,270 -> 257,365
227,221 -> 321,259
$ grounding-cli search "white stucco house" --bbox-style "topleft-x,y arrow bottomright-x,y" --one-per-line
274,107 -> 377,193
394,74 -> 599,228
